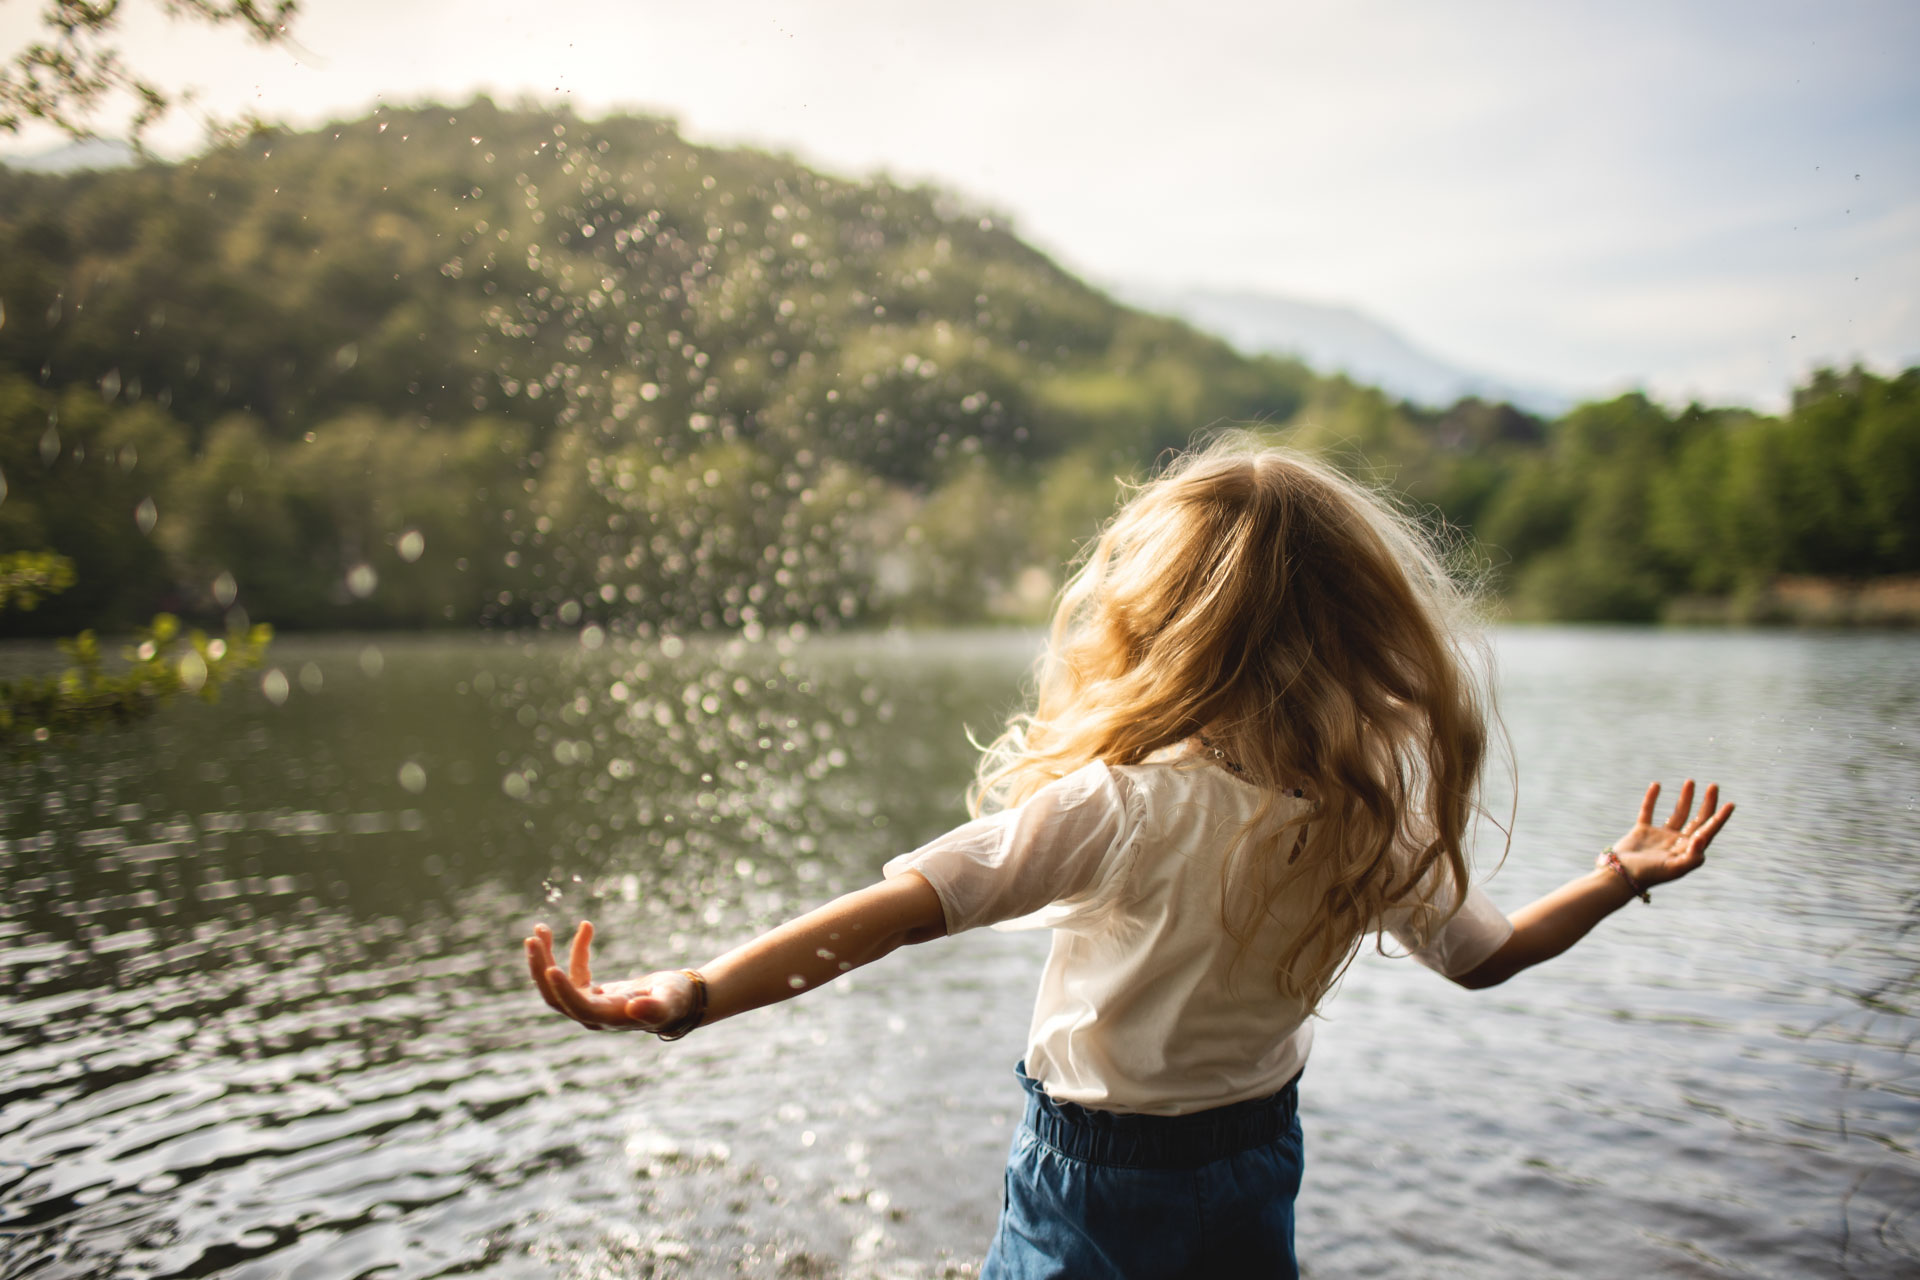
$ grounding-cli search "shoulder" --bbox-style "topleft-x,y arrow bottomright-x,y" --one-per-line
1049,758 -> 1127,802
1106,757 -> 1256,811
1015,759 -> 1139,827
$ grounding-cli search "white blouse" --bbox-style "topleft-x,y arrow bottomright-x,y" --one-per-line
885,755 -> 1513,1115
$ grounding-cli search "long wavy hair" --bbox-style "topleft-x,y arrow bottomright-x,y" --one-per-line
974,435 -> 1497,1009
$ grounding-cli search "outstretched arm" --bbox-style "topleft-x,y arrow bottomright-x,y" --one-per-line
1454,779 -> 1733,990
525,869 -> 948,1034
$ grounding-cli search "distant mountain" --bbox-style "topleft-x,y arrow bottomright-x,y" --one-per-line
1,138 -> 140,173
1122,286 -> 1572,416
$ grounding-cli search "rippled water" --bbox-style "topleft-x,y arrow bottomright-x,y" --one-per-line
2,628 -> 1915,1278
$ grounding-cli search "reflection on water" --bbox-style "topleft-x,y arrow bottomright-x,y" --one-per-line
1,628 -> 1915,1278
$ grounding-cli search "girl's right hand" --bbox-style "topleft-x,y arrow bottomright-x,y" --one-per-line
524,920 -> 698,1033
1607,779 -> 1735,888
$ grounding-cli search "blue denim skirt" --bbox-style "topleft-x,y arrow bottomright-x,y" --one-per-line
981,1063 -> 1305,1280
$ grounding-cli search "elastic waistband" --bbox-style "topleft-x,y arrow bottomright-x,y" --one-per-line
1015,1063 -> 1301,1171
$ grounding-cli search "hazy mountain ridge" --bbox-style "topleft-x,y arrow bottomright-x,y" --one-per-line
1125,286 -> 1573,416
2,138 -> 142,174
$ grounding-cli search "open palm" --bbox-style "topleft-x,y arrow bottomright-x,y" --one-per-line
523,921 -> 696,1033
1609,779 -> 1734,887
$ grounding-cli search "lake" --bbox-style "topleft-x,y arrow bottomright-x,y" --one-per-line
2,627 -> 1916,1278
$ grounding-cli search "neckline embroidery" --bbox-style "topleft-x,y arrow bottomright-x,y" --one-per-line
1193,735 -> 1307,800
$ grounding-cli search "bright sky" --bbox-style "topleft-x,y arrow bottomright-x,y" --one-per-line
5,0 -> 1917,410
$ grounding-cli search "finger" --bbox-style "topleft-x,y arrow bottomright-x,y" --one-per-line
569,920 -> 594,988
537,931 -> 564,988
1689,802 -> 1735,853
534,924 -> 559,974
526,938 -> 568,1014
1693,783 -> 1720,829
553,964 -> 636,1030
548,965 -> 611,1028
1637,782 -> 1660,827
1665,779 -> 1695,830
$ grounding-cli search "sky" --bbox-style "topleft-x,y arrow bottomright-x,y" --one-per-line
4,0 -> 1917,411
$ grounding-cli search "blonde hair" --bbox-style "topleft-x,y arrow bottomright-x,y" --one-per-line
975,434 -> 1495,1009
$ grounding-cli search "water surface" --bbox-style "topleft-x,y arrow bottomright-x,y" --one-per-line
2,627 -> 1915,1277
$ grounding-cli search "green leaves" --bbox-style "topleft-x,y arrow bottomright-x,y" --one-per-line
1,607 -> 272,743
0,0 -> 299,143
1,99 -> 1915,632
0,549 -> 75,610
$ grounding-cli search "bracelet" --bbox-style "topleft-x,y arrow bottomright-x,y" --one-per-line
654,968 -> 708,1040
1598,846 -> 1651,904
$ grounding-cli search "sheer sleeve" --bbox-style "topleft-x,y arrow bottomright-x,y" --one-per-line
1383,861 -> 1513,978
882,761 -> 1137,935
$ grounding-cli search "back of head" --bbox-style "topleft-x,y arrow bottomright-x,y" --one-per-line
977,434 -> 1493,1008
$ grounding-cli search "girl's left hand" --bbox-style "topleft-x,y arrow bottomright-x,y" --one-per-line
524,920 -> 697,1032
1607,779 -> 1735,887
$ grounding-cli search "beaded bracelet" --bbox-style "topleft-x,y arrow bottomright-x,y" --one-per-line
654,968 -> 709,1040
1598,846 -> 1652,904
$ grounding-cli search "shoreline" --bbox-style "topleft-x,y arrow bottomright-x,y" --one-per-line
8,581 -> 1920,659
1662,575 -> 1920,628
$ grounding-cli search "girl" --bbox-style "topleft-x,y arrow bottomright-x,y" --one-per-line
524,439 -> 1734,1278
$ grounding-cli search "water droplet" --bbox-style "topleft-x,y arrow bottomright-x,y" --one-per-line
134,496 -> 158,535
177,651 -> 207,693
345,563 -> 378,598
99,368 -> 121,402
506,773 -> 532,801
260,668 -> 290,705
396,528 -> 425,562
298,662 -> 324,693
335,342 -> 359,370
212,570 -> 238,607
39,424 -> 60,466
398,761 -> 427,793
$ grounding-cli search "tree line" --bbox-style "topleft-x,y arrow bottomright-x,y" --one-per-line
2,99 -> 1913,637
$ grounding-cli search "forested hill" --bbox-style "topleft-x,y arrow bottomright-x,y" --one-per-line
0,99 -> 1324,469
1,100 -> 1915,635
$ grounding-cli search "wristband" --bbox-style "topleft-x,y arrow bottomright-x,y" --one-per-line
1598,846 -> 1651,904
654,968 -> 708,1040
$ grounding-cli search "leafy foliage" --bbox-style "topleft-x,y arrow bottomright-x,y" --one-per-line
0,547 -> 74,609
0,1 -> 299,142
0,549 -> 270,742
0,100 -> 1915,632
